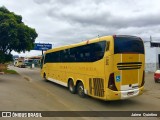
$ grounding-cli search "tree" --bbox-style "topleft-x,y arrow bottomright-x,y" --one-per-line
0,6 -> 38,63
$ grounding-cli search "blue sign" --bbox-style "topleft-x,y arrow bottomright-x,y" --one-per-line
116,75 -> 121,82
34,43 -> 52,51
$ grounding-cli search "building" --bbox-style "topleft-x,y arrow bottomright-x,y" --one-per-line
144,38 -> 160,72
25,56 -> 42,67
13,55 -> 19,60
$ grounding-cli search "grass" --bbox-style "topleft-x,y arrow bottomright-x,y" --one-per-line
3,69 -> 18,74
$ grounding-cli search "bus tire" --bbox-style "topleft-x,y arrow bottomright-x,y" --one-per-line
43,73 -> 48,81
68,80 -> 76,94
77,82 -> 85,98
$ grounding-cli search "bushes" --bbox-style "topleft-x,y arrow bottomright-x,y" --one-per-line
0,64 -> 7,72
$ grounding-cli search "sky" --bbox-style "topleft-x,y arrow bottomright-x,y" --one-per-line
0,0 -> 160,57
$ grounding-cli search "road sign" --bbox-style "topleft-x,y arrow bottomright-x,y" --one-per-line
34,43 -> 52,51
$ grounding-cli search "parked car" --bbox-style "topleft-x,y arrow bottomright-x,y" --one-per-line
154,70 -> 160,83
18,64 -> 26,68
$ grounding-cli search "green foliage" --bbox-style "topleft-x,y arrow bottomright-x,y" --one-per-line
3,69 -> 18,74
0,6 -> 38,63
0,52 -> 13,63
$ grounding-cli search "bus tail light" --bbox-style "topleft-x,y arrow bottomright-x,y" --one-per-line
141,71 -> 145,87
108,73 -> 118,91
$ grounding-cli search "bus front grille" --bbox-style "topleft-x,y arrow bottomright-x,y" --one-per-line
117,62 -> 142,70
89,78 -> 104,97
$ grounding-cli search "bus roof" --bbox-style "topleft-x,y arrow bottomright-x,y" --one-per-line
45,35 -> 113,54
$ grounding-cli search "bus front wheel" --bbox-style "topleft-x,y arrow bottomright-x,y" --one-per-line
43,73 -> 48,81
77,82 -> 85,98
68,80 -> 76,94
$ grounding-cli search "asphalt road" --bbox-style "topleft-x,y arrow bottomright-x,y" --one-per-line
0,66 -> 160,120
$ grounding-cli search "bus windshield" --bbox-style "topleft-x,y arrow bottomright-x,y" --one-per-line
114,36 -> 144,54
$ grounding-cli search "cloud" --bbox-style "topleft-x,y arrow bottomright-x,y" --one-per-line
33,0 -> 51,4
0,0 -> 160,57
46,0 -> 160,29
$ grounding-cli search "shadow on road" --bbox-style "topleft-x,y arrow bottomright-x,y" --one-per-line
42,79 -> 139,109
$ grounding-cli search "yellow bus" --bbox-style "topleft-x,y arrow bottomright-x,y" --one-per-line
41,35 -> 145,100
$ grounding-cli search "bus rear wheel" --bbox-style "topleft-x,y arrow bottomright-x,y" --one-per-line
77,82 -> 85,98
68,80 -> 76,94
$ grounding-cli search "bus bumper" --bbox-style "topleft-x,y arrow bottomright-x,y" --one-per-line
106,86 -> 144,100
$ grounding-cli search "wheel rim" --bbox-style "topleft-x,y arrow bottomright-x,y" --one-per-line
69,81 -> 74,91
69,83 -> 73,91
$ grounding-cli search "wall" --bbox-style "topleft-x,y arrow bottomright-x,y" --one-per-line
144,42 -> 157,72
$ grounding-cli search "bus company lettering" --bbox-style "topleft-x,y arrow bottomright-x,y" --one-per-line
60,66 -> 96,71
